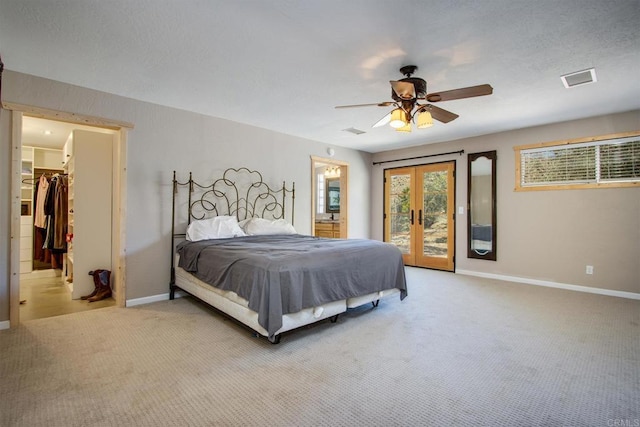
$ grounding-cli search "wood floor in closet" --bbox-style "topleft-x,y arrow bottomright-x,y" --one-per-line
19,271 -> 115,321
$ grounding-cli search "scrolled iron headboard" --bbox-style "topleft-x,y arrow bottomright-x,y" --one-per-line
170,167 -> 296,286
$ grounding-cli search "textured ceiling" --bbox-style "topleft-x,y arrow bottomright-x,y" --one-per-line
1,0 -> 639,153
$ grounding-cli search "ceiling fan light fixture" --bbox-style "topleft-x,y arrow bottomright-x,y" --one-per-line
334,65 -> 493,133
417,110 -> 434,128
389,108 -> 407,128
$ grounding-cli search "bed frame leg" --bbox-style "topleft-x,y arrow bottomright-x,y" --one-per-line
330,314 -> 339,323
169,268 -> 176,300
268,334 -> 281,344
371,300 -> 380,308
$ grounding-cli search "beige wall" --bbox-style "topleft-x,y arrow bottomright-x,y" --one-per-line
1,71 -> 637,323
371,110 -> 640,293
0,71 -> 373,321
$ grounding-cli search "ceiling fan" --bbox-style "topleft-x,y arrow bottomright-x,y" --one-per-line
335,65 -> 493,132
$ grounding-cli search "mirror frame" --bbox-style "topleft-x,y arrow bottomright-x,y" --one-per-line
467,150 -> 497,261
325,178 -> 340,213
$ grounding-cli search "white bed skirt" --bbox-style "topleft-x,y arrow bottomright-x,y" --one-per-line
174,265 -> 400,338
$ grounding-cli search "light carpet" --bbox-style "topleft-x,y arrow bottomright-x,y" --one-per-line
1,268 -> 638,426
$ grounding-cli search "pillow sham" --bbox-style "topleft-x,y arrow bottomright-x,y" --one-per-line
241,218 -> 296,235
185,216 -> 246,241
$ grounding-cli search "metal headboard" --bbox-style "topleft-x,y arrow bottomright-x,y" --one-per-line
170,167 -> 295,287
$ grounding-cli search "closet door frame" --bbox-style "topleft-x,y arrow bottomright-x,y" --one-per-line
6,104 -> 132,327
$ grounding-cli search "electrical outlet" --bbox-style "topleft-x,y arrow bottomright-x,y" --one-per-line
586,265 -> 594,275
458,206 -> 464,215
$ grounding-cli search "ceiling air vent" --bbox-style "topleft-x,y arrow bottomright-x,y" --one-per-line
342,127 -> 366,135
560,68 -> 597,88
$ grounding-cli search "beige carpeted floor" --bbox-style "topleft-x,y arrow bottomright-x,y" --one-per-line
1,268 -> 638,426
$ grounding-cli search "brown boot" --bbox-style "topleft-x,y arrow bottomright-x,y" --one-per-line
80,270 -> 100,300
88,270 -> 112,302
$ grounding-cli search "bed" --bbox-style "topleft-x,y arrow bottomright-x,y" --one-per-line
169,167 -> 407,343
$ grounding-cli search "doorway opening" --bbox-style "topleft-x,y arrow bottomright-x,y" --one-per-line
311,156 -> 349,239
8,106 -> 130,326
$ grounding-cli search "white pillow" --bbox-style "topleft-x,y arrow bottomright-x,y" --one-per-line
241,218 -> 296,235
186,216 -> 246,241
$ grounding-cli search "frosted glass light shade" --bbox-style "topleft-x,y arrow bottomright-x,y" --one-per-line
389,108 -> 407,129
417,110 -> 434,128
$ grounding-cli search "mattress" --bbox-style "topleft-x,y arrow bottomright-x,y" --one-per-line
175,262 -> 346,336
177,234 -> 407,337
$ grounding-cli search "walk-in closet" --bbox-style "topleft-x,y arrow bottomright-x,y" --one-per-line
19,117 -> 117,320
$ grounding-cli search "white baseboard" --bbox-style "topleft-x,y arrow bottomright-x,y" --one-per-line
126,290 -> 187,307
126,273 -> 639,308
0,320 -> 10,330
456,270 -> 640,300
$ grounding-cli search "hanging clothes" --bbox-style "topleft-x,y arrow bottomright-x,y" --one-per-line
42,176 -> 57,250
34,174 -> 49,229
53,175 -> 68,251
41,174 -> 67,259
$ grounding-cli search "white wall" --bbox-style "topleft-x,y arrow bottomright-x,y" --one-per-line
0,71 -> 372,318
370,110 -> 640,293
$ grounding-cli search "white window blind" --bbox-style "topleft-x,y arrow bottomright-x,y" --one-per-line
520,136 -> 640,187
599,139 -> 640,181
317,174 -> 325,214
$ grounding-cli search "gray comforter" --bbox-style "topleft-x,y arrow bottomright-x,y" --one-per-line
177,234 -> 407,337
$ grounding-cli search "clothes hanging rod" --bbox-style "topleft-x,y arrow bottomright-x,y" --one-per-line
372,149 -> 464,166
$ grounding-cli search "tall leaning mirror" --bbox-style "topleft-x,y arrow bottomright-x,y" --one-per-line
467,150 -> 497,260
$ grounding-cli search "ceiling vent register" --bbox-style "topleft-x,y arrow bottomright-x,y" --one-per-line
561,68 -> 597,88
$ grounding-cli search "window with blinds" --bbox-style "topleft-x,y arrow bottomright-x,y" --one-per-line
515,132 -> 640,191
316,173 -> 326,214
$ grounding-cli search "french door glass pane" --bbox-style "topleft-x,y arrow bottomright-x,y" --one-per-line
422,170 -> 448,257
389,174 -> 411,254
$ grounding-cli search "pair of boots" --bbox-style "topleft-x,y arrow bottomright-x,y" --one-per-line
81,269 -> 112,302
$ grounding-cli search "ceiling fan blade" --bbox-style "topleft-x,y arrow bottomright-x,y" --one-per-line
390,81 -> 416,100
372,112 -> 391,128
425,84 -> 493,102
335,101 -> 394,109
425,104 -> 459,123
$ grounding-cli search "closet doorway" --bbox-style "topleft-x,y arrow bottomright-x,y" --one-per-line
384,161 -> 456,271
9,109 -> 129,324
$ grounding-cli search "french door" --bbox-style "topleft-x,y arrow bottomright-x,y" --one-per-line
384,162 -> 455,271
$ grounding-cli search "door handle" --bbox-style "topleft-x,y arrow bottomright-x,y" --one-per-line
418,209 -> 423,225
410,209 -> 414,225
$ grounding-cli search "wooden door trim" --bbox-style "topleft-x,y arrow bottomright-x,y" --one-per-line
6,104 -> 129,328
414,162 -> 455,271
384,161 -> 456,271
384,167 -> 416,265
310,156 -> 348,238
